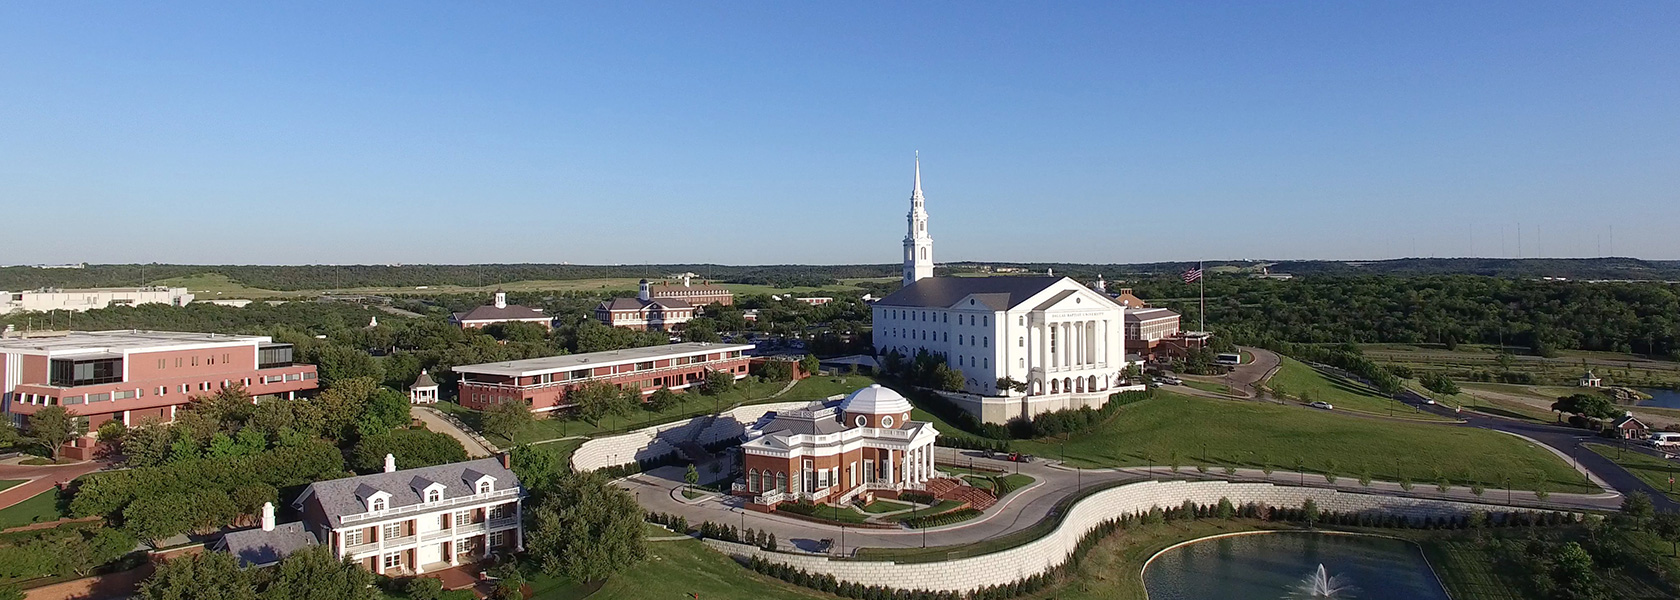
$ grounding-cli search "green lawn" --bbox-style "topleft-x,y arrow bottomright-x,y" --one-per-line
0,489 -> 68,530
859,499 -> 913,514
1268,357 -> 1452,421
481,375 -> 878,446
1011,391 -> 1594,493
1585,443 -> 1680,502
779,504 -> 871,524
1182,380 -> 1237,396
0,481 -> 22,494
882,499 -> 965,522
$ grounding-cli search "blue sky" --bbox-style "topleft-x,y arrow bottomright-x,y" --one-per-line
3,2 -> 1677,265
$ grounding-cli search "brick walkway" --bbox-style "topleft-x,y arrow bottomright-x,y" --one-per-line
0,460 -> 105,512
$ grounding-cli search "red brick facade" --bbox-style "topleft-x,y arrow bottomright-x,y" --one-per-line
454,343 -> 754,412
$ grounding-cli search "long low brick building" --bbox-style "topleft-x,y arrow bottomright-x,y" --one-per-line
452,342 -> 753,412
1,330 -> 318,459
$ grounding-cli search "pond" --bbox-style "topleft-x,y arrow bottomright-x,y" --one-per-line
1637,388 -> 1680,409
1142,531 -> 1449,600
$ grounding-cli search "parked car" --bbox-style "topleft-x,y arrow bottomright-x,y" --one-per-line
1004,452 -> 1035,463
1423,398 -> 1437,405
1308,401 -> 1334,410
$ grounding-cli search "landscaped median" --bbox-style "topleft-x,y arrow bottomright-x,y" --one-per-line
705,478 -> 1577,597
1009,391 -> 1594,494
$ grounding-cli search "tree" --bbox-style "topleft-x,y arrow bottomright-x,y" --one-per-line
571,381 -> 636,425
29,406 -> 75,460
935,364 -> 965,392
700,370 -> 734,396
1420,372 -> 1460,396
355,388 -> 412,438
1653,512 -> 1680,557
525,472 -> 648,582
1301,498 -> 1319,527
403,577 -> 444,600
510,444 -> 563,498
1552,393 -> 1620,421
684,463 -> 699,492
1619,491 -> 1655,529
798,354 -> 820,378
645,388 -> 681,412
259,545 -> 378,600
139,551 -> 256,600
350,429 -> 468,473
312,344 -> 383,384
680,320 -> 722,343
482,400 -> 535,439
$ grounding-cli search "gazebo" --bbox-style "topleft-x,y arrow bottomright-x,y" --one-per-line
409,369 -> 440,404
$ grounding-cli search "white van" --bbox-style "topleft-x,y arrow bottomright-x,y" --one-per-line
1648,432 -> 1680,447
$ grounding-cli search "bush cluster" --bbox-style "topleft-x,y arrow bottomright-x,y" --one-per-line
900,508 -> 981,529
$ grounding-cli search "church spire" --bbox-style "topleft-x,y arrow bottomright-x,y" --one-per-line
903,153 -> 933,286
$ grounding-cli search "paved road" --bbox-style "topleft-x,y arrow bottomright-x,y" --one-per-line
0,459 -> 106,511
1226,346 -> 1282,399
625,446 -> 1620,557
1397,388 -> 1677,512
413,407 -> 496,457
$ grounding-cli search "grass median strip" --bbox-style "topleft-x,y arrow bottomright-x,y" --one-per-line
1010,392 -> 1593,494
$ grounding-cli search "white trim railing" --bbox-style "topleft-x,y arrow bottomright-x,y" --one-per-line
460,357 -> 747,391
338,488 -> 521,527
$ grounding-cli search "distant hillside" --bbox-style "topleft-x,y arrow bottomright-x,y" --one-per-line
2,258 -> 1676,292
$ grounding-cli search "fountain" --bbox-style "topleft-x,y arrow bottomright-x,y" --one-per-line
1293,563 -> 1353,598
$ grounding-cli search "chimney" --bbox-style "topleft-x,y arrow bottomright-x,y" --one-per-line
499,452 -> 512,469
683,275 -> 692,288
493,290 -> 507,309
638,279 -> 651,302
261,502 -> 275,532
384,453 -> 397,473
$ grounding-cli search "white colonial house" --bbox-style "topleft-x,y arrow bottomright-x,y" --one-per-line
870,157 -> 1137,424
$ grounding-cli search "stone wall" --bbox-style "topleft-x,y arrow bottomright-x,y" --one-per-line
706,479 -> 1538,594
940,384 -> 1145,424
570,400 -> 818,472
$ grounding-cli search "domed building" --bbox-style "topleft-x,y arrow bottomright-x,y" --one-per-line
736,384 -> 940,510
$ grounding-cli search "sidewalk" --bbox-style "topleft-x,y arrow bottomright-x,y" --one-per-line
413,406 -> 496,457
0,459 -> 104,512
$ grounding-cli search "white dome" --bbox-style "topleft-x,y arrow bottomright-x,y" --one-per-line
839,384 -> 913,416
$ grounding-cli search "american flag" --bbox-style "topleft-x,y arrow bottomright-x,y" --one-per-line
1182,267 -> 1203,283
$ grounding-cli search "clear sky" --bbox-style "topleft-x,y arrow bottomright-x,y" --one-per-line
3,2 -> 1677,265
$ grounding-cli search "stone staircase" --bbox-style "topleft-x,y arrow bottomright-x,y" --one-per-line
925,477 -> 997,511
676,412 -> 721,463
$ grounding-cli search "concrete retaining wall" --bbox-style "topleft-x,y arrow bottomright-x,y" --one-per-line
570,401 -> 816,472
705,479 -> 1539,594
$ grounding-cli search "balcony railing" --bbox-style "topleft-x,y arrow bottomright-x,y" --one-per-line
344,541 -> 381,556
337,488 -> 521,527
461,357 -> 743,391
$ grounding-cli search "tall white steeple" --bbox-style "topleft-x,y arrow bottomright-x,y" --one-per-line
903,153 -> 934,286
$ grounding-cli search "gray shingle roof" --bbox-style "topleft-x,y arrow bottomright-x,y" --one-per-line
297,458 -> 519,522
410,370 -> 437,390
875,277 -> 1068,311
597,297 -> 692,311
218,522 -> 317,567
452,305 -> 550,323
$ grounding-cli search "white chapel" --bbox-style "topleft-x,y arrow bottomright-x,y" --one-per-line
870,157 -> 1139,424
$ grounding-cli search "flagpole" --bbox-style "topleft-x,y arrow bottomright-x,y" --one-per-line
1198,260 -> 1205,332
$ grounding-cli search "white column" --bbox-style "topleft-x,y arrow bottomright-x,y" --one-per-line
448,539 -> 459,566
886,450 -> 895,484
334,528 -> 345,560
515,502 -> 526,552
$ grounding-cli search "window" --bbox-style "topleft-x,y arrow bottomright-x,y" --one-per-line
115,390 -> 136,400
222,353 -> 230,364
344,529 -> 364,546
63,395 -> 84,405
426,489 -> 441,502
454,510 -> 473,526
191,357 -> 198,366
957,336 -> 963,346
382,553 -> 402,570
490,505 -> 512,520
881,415 -> 895,428
87,393 -> 110,403
157,359 -> 165,369
489,531 -> 506,548
382,523 -> 402,540
983,337 -> 988,348
478,481 -> 492,494
776,471 -> 787,493
855,415 -> 867,427
748,469 -> 759,493
179,384 -> 189,394
370,498 -> 386,511
157,386 -> 167,396
175,357 -> 183,368
207,355 -> 215,366
48,358 -> 122,386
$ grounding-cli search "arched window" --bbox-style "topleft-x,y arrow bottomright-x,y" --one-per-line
478,481 -> 492,494
1050,379 -> 1059,394
370,498 -> 386,512
1064,378 -> 1073,393
748,469 -> 759,493
919,247 -> 927,260
776,472 -> 787,493
1088,375 -> 1098,391
1076,378 -> 1084,393
426,489 -> 441,503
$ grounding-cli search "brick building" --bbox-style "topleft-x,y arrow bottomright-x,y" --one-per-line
648,276 -> 733,306
736,385 -> 940,510
450,291 -> 552,330
595,280 -> 694,331
452,342 -> 753,412
0,330 -> 318,458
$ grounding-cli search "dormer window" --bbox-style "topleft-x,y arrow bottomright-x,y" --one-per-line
478,481 -> 492,494
427,489 -> 441,503
370,498 -> 386,511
